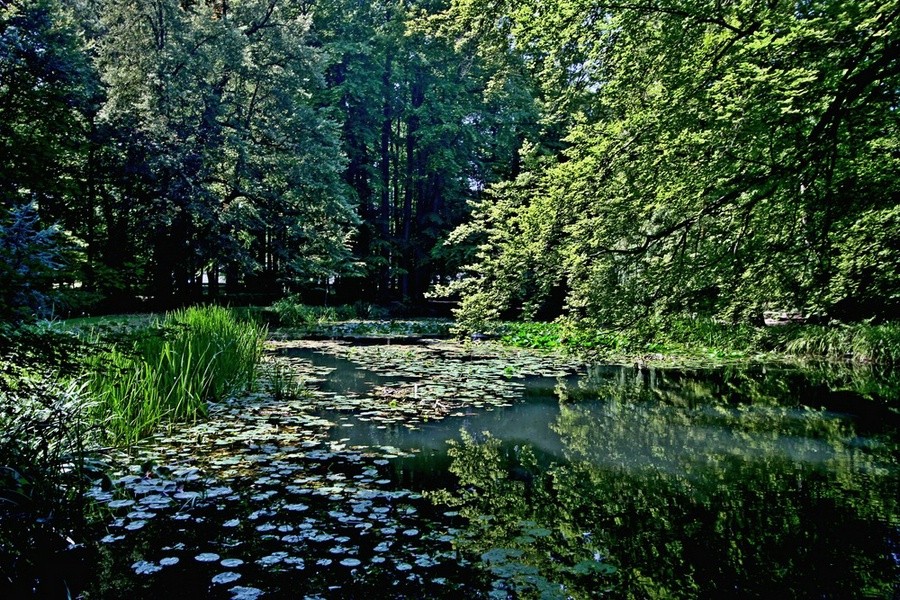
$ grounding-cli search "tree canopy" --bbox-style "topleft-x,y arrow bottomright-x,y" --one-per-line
1,0 -> 897,323
442,0 -> 900,327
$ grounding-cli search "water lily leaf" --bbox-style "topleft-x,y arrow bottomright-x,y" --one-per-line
526,527 -> 552,538
571,560 -> 616,575
100,534 -> 125,544
220,558 -> 244,568
229,586 -> 264,600
195,553 -> 221,562
481,548 -> 523,563
131,561 -> 161,575
212,572 -> 242,585
257,552 -> 288,566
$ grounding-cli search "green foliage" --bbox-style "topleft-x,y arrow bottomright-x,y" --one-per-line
269,296 -> 359,327
491,316 -> 900,365
311,0 -> 538,302
498,320 -> 635,354
0,204 -> 65,321
0,372 -> 101,596
260,357 -> 309,402
0,0 -> 92,209
500,322 -> 564,350
782,323 -> 900,364
85,306 -> 266,445
439,0 -> 900,328
828,205 -> 900,320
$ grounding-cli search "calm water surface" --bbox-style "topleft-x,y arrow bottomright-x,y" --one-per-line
85,338 -> 899,599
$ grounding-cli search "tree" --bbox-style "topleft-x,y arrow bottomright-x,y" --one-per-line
85,0 -> 356,305
1,0 -> 92,211
310,0 -> 539,304
442,0 -> 900,328
0,204 -> 64,321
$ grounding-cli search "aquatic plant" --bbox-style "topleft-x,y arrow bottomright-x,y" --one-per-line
86,306 -> 266,445
261,357 -> 309,401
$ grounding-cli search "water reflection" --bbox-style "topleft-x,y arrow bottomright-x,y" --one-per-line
435,365 -> 899,599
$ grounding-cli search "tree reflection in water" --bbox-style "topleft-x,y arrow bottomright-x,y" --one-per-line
433,365 -> 899,599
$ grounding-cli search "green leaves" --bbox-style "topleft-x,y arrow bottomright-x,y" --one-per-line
442,0 -> 900,328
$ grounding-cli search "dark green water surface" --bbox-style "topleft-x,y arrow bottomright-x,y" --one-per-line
85,338 -> 899,599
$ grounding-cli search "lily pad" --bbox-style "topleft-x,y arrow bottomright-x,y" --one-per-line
131,561 -> 161,575
212,572 -> 242,585
195,553 -> 221,562
221,558 -> 244,568
229,587 -> 264,600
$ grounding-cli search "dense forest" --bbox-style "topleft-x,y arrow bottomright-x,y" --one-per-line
2,0 -> 898,327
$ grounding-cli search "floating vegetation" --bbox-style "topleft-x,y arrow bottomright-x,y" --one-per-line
195,553 -> 220,563
266,338 -> 582,430
211,571 -> 242,585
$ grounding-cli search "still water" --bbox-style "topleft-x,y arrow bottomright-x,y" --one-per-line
85,337 -> 899,599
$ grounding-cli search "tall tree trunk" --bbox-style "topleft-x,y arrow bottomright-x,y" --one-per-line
379,52 -> 393,296
401,70 -> 426,300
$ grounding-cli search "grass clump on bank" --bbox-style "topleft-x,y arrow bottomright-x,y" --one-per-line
85,306 -> 266,445
0,345 -> 103,596
779,323 -> 900,364
268,296 -> 364,327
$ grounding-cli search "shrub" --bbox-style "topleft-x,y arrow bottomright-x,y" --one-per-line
269,296 -> 358,327
0,204 -> 64,322
0,372 -> 99,597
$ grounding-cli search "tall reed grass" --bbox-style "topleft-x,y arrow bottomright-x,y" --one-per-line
86,306 -> 266,445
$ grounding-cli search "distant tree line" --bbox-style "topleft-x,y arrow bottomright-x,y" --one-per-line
2,0 -> 897,324
1,0 -> 532,316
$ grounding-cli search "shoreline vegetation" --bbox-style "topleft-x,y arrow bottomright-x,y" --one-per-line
0,306 -> 266,595
490,317 -> 900,367
267,301 -> 900,367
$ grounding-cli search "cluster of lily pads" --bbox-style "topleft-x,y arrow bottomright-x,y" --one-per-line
82,336 -> 592,598
87,401 -> 479,596
269,338 -> 582,429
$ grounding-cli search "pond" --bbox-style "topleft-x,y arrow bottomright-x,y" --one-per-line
83,336 -> 899,599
